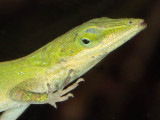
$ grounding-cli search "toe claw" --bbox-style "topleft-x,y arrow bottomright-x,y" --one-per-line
68,93 -> 74,98
77,78 -> 85,83
51,103 -> 57,108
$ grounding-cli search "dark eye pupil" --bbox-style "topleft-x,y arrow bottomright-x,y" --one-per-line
82,39 -> 90,44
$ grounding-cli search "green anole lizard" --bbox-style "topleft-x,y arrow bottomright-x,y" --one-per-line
0,17 -> 146,120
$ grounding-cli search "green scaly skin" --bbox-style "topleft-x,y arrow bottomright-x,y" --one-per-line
0,17 -> 146,118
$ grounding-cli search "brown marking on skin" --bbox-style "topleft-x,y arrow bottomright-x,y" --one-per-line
56,61 -> 61,64
61,49 -> 65,52
61,59 -> 67,62
42,47 -> 47,52
74,33 -> 78,42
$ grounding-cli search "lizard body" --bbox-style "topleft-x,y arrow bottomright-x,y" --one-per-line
0,17 -> 146,120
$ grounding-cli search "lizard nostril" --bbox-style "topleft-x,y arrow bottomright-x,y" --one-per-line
129,21 -> 133,24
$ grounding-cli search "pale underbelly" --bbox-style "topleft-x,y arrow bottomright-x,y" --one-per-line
0,93 -> 22,112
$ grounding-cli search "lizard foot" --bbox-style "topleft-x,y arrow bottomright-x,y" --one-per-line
46,69 -> 84,108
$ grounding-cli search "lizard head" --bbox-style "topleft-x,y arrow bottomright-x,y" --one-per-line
49,17 -> 147,81
74,17 -> 146,54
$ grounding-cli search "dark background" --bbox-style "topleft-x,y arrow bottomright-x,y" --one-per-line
0,0 -> 159,120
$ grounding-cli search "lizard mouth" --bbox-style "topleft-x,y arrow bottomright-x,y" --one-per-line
138,20 -> 147,28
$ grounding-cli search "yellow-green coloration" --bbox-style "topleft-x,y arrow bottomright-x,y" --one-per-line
0,17 -> 146,119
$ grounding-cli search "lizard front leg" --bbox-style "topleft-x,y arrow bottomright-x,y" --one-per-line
42,69 -> 84,108
46,69 -> 84,108
9,69 -> 84,108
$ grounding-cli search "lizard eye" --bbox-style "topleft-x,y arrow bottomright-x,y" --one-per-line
76,27 -> 106,48
82,38 -> 90,44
